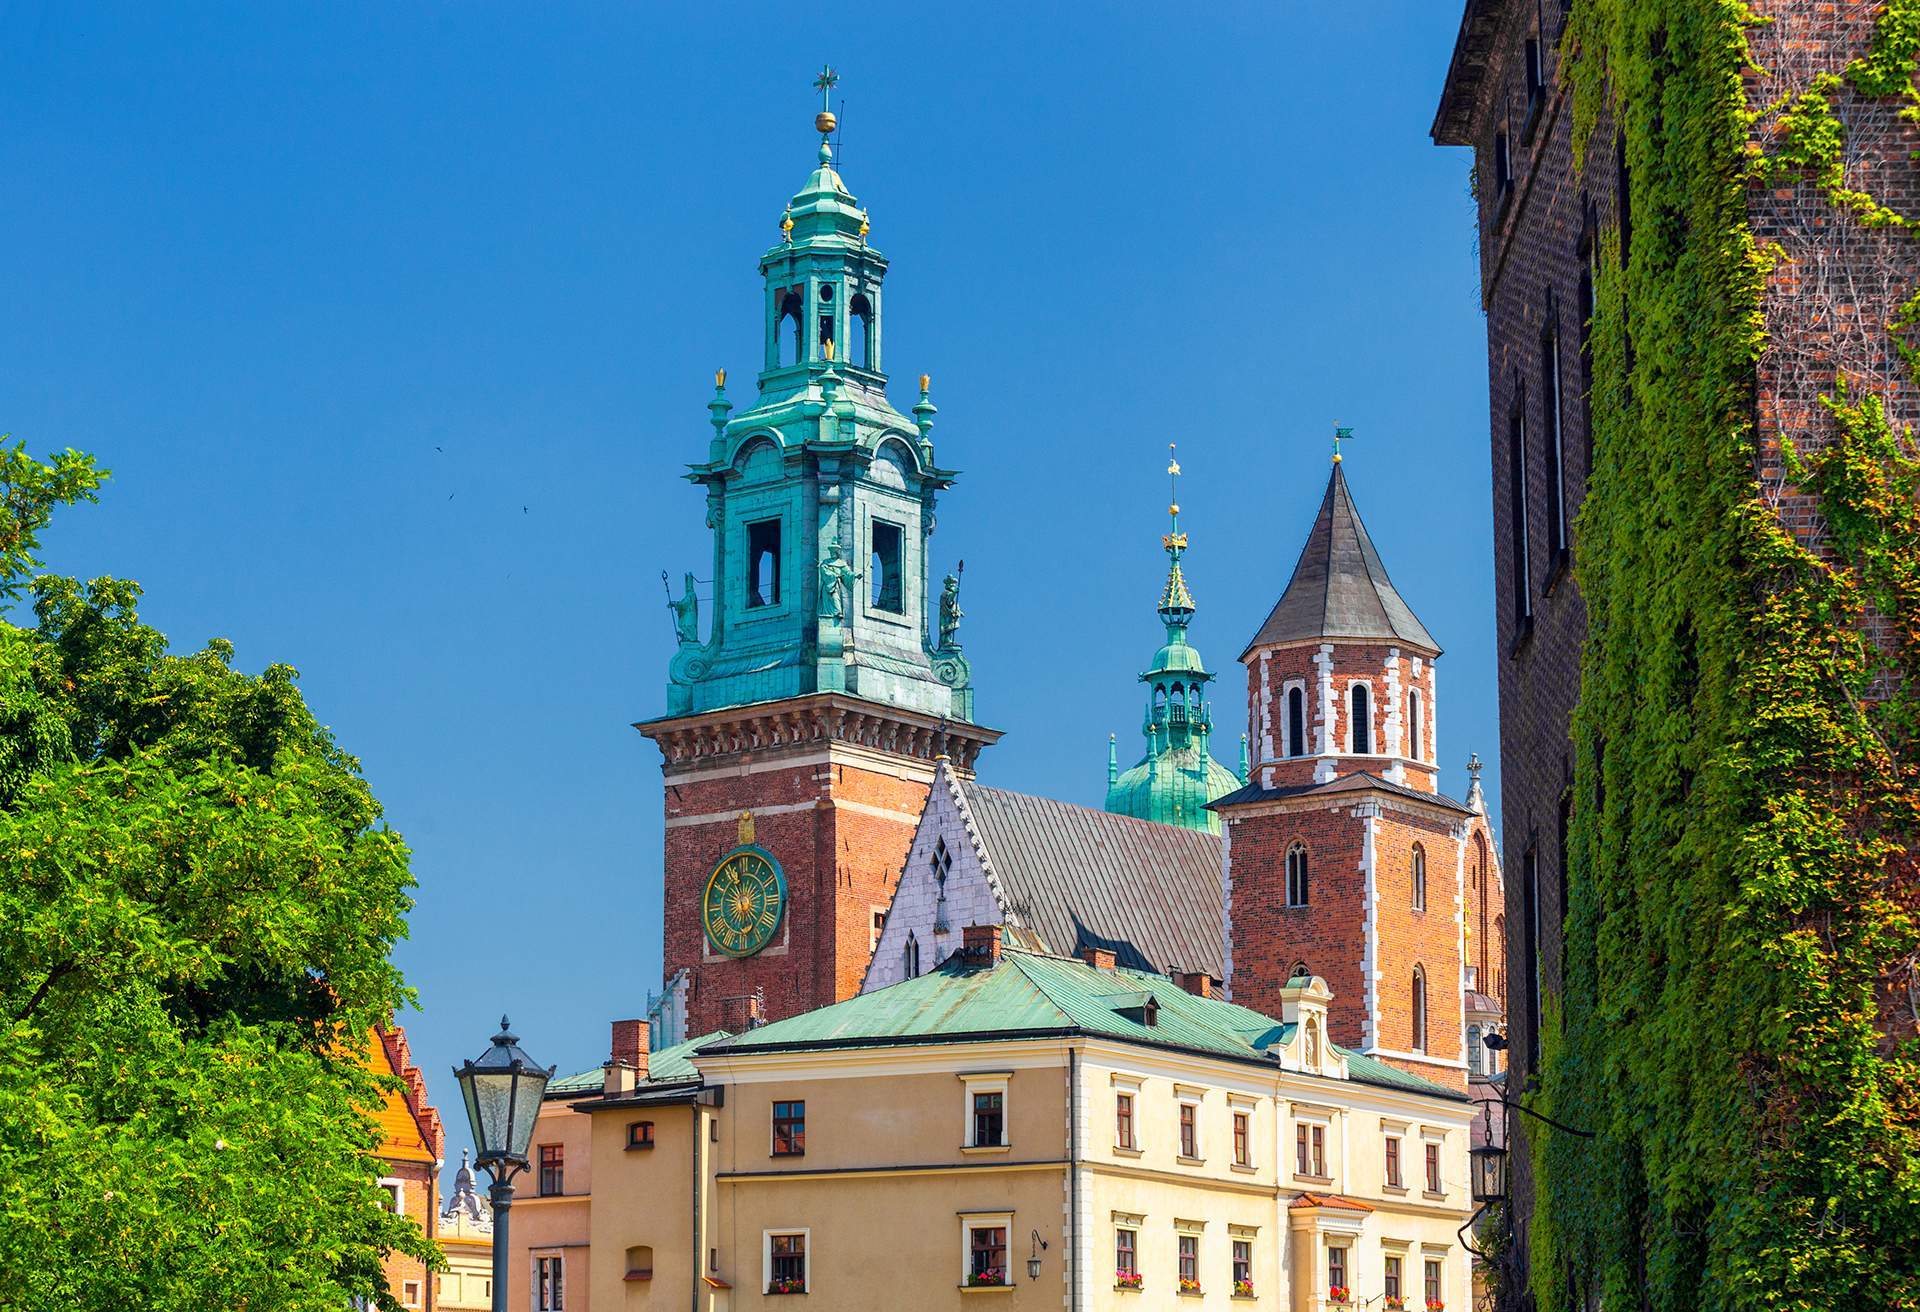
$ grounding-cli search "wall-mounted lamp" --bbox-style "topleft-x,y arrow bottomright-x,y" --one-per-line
1028,1229 -> 1049,1281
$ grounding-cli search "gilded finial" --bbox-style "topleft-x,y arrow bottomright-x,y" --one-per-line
781,209 -> 794,242
858,214 -> 869,241
813,65 -> 839,136
715,368 -> 727,389
823,337 -> 835,362
919,373 -> 930,393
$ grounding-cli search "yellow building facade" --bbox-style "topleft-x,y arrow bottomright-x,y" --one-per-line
512,937 -> 1474,1312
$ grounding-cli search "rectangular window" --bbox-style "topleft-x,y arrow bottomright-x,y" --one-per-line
627,1120 -> 654,1150
870,907 -> 885,952
768,1233 -> 807,1294
1385,1255 -> 1402,1303
1509,390 -> 1534,642
746,517 -> 781,608
1116,1092 -> 1136,1150
969,1226 -> 1008,1285
1232,1239 -> 1252,1293
1523,35 -> 1545,139
1425,1259 -> 1443,1307
536,1256 -> 564,1312
1116,1228 -> 1138,1279
869,520 -> 904,613
1178,1102 -> 1199,1159
1385,1134 -> 1402,1188
772,1101 -> 806,1156
972,1091 -> 1005,1148
403,1281 -> 420,1308
1328,1246 -> 1347,1295
1543,302 -> 1568,569
1426,1140 -> 1443,1193
1295,1123 -> 1308,1175
537,1145 -> 563,1197
1232,1111 -> 1250,1167
1493,132 -> 1512,207
1312,1125 -> 1327,1177
379,1182 -> 401,1213
1178,1234 -> 1199,1289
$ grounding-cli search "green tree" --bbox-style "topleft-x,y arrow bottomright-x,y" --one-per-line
0,440 -> 435,1309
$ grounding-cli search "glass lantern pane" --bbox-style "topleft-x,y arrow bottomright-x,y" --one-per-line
471,1070 -> 517,1158
506,1064 -> 551,1158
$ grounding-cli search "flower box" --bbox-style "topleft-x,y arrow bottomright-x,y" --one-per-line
766,1277 -> 807,1295
1115,1272 -> 1144,1290
1328,1287 -> 1352,1306
1178,1278 -> 1204,1296
966,1271 -> 1008,1288
1233,1280 -> 1256,1299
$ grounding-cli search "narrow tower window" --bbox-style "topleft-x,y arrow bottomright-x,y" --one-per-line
816,282 -> 836,360
746,518 -> 781,608
1543,292 -> 1569,566
1408,687 -> 1424,761
1286,844 -> 1310,908
1411,966 -> 1428,1053
1412,844 -> 1427,912
1349,683 -> 1372,754
778,290 -> 803,366
1286,686 -> 1306,757
904,931 -> 920,980
849,292 -> 873,369
869,520 -> 903,613
1509,385 -> 1534,639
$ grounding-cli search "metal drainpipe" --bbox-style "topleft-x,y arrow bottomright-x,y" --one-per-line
691,1102 -> 703,1312
1068,1042 -> 1081,1312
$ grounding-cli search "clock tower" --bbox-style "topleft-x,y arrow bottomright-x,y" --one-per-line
638,77 -> 999,1040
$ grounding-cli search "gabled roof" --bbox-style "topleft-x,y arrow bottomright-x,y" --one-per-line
1210,770 -> 1473,816
700,948 -> 1464,1102
546,1031 -> 733,1098
368,1025 -> 445,1165
1242,464 -> 1439,658
959,779 -> 1225,977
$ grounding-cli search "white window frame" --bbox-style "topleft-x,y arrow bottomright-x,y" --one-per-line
1111,1073 -> 1144,1154
532,1252 -> 565,1312
1347,679 -> 1376,755
762,1227 -> 810,1296
376,1176 -> 404,1214
1113,1215 -> 1144,1284
1282,678 -> 1309,757
959,1072 -> 1011,1151
958,1210 -> 1015,1288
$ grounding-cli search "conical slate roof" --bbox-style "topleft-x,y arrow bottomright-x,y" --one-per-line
1243,463 -> 1439,656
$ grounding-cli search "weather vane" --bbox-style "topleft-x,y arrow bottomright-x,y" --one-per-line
813,65 -> 838,114
1332,424 -> 1355,464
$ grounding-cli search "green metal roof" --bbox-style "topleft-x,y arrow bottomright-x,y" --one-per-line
547,1031 -> 733,1098
700,950 -> 1461,1102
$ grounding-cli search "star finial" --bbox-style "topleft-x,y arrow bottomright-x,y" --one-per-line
813,65 -> 839,113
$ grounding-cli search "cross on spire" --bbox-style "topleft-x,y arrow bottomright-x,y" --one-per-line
813,65 -> 839,114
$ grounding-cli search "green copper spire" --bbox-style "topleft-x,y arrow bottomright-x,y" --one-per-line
660,76 -> 975,722
1104,446 -> 1241,833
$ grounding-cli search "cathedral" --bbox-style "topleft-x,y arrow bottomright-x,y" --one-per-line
639,94 -> 1504,1090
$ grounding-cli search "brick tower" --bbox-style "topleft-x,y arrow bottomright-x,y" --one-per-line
637,79 -> 999,1041
1218,453 -> 1501,1090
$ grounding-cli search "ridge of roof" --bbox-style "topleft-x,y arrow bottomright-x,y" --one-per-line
547,1030 -> 734,1096
1242,464 -> 1440,658
1210,771 -> 1474,816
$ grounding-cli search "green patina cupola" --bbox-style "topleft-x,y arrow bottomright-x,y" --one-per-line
661,71 -> 975,721
1103,447 -> 1244,833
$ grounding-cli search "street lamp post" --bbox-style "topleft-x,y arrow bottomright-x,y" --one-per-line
453,1017 -> 554,1312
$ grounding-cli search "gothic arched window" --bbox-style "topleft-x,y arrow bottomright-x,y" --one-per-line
777,290 -> 803,366
849,292 -> 874,369
1408,687 -> 1425,761
1467,1023 -> 1484,1075
1350,683 -> 1372,755
1411,966 -> 1428,1053
1412,844 -> 1427,912
1286,844 -> 1310,908
904,931 -> 921,980
1286,686 -> 1306,757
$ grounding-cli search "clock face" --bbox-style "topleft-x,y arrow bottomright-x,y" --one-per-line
701,846 -> 786,958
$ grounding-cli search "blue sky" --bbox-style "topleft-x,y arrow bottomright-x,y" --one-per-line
3,3 -> 1491,1167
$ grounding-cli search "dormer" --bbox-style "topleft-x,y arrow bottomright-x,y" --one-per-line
1277,974 -> 1348,1080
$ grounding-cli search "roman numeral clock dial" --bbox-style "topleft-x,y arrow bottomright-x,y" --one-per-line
700,843 -> 787,958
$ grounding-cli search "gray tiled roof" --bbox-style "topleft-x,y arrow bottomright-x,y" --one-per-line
960,781 -> 1225,978
1242,464 -> 1440,656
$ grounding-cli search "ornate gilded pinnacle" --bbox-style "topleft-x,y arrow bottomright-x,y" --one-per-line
781,210 -> 794,241
715,368 -> 727,389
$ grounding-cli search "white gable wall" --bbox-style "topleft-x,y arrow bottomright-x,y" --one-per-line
860,761 -> 1006,992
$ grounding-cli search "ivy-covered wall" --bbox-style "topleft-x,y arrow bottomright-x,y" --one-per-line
1539,2 -> 1920,1309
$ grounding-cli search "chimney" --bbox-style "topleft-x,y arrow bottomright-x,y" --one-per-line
720,991 -> 766,1034
1174,971 -> 1214,999
963,923 -> 1003,964
604,1018 -> 649,1096
1080,946 -> 1117,972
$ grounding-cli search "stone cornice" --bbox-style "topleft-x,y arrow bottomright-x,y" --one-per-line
636,692 -> 1001,773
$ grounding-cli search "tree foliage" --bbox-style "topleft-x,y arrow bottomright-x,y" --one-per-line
1534,4 -> 1920,1310
0,447 -> 433,1309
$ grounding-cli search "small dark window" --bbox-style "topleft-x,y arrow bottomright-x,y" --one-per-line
1412,845 -> 1428,912
1523,36 -> 1545,140
1286,686 -> 1306,757
869,520 -> 903,613
1493,131 -> 1513,207
1426,1142 -> 1443,1194
1116,1229 -> 1138,1278
1509,386 -> 1534,644
1179,1102 -> 1198,1158
1411,967 -> 1428,1053
1385,1135 -> 1402,1188
1116,1092 -> 1136,1149
772,1100 -> 806,1156
1543,294 -> 1569,570
538,1144 -> 564,1197
1233,1111 -> 1250,1166
1426,1259 -> 1443,1306
1233,1240 -> 1253,1291
1349,683 -> 1372,754
870,907 -> 885,951
1408,688 -> 1425,761
537,1256 -> 564,1311
1386,1256 -> 1403,1302
777,290 -> 803,366
627,1121 -> 654,1150
769,1233 -> 806,1293
746,518 -> 781,608
1328,1246 -> 1347,1294
971,1091 -> 1004,1147
1286,845 -> 1310,908
1178,1234 -> 1199,1287
849,292 -> 874,369
904,931 -> 920,980
1523,841 -> 1541,1059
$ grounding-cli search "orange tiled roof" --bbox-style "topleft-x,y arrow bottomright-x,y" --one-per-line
1290,1192 -> 1374,1212
366,1025 -> 445,1166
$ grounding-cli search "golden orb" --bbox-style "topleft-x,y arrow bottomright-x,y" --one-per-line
815,111 -> 837,135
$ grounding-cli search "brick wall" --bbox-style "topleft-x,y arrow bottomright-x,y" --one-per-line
1245,641 -> 1441,791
